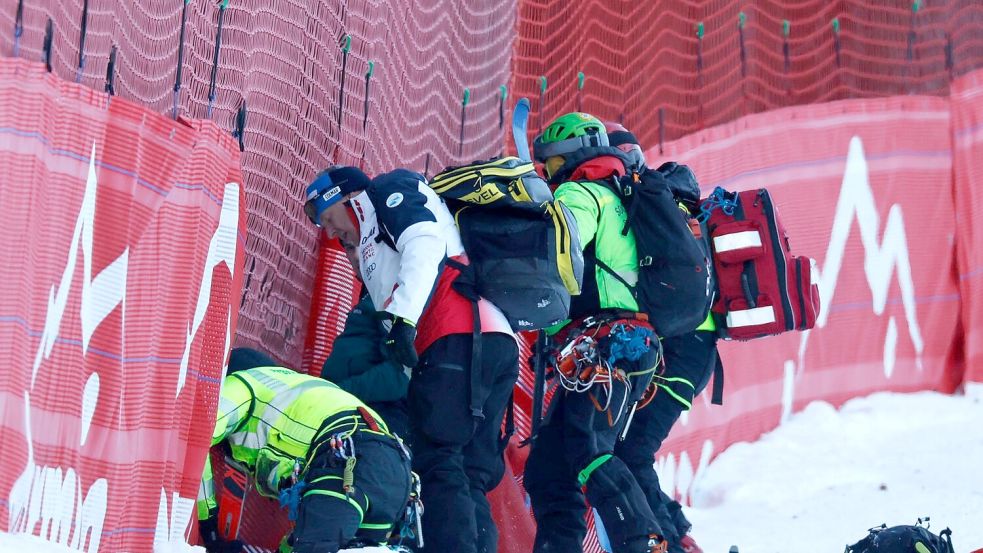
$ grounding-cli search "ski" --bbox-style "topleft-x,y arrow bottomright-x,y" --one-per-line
512,97 -> 532,162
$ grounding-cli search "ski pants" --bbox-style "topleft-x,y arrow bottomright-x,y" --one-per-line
291,429 -> 412,553
408,332 -> 519,553
525,350 -> 661,553
615,330 -> 719,551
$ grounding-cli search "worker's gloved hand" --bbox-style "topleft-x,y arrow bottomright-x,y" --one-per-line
199,516 -> 245,553
385,315 -> 419,368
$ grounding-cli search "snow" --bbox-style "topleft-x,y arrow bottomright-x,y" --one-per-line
0,531 -> 205,553
687,386 -> 983,553
3,389 -> 981,553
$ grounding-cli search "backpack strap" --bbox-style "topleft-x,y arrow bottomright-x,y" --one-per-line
709,345 -> 724,406
446,257 -> 485,420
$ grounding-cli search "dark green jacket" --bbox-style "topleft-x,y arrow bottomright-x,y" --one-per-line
321,295 -> 409,404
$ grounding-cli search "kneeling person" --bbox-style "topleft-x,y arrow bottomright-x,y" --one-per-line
197,361 -> 413,553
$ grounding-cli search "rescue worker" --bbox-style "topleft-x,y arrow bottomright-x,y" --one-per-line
605,122 -> 722,553
322,293 -> 411,440
304,166 -> 519,553
196,351 -> 413,553
523,112 -> 668,553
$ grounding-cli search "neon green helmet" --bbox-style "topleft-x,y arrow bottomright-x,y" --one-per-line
533,112 -> 610,162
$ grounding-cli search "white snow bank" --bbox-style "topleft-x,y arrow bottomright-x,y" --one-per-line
687,386 -> 983,553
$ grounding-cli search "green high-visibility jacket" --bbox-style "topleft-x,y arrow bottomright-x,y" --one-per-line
554,178 -> 716,333
196,366 -> 390,521
555,179 -> 641,313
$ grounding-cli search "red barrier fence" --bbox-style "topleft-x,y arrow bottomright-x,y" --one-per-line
0,58 -> 246,552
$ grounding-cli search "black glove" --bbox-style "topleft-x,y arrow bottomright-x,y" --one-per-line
199,516 -> 244,553
385,316 -> 419,368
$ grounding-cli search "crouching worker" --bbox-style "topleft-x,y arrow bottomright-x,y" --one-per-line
196,356 -> 415,553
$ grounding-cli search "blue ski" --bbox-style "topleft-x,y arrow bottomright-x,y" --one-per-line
512,97 -> 532,162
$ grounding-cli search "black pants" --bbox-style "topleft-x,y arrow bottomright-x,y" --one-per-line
409,333 -> 519,553
369,398 -> 411,444
525,350 -> 661,553
615,330 -> 718,551
292,431 -> 412,553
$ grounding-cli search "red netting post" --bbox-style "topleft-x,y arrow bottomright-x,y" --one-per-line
362,60 -> 374,132
696,22 -> 705,86
906,0 -> 921,92
537,75 -> 547,134
207,0 -> 230,119
696,22 -> 705,128
576,71 -> 585,112
782,20 -> 791,75
359,60 -> 375,169
459,88 -> 470,157
658,106 -> 665,155
13,0 -> 23,57
104,44 -> 117,96
424,152 -> 431,179
738,12 -> 747,78
42,18 -> 52,72
338,35 -> 351,129
75,0 -> 89,83
172,0 -> 190,119
240,258 -> 255,310
499,85 -> 507,130
233,101 -> 247,152
499,85 -> 508,156
832,18 -> 841,68
945,32 -> 954,81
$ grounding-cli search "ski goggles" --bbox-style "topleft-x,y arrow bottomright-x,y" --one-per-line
304,172 -> 344,227
532,129 -> 610,163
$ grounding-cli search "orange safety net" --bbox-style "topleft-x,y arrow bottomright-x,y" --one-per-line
510,0 -> 983,151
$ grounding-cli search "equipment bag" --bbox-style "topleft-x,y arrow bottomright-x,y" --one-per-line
699,187 -> 820,340
430,156 -> 584,330
596,169 -> 713,338
846,522 -> 954,553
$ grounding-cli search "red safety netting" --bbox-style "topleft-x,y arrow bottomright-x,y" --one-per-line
0,57 -> 246,552
2,0 -> 982,551
0,0 -> 516,371
952,68 -> 983,383
509,0 -> 983,152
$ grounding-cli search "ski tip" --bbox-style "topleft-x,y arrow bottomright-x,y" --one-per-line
517,97 -> 531,109
728,546 -> 739,553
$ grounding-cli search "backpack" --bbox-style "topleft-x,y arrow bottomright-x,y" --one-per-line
595,168 -> 713,338
429,156 -> 584,331
699,186 -> 821,340
846,522 -> 954,553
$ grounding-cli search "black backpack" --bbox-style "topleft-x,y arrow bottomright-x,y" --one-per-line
846,522 -> 954,553
429,157 -> 584,331
595,168 -> 713,337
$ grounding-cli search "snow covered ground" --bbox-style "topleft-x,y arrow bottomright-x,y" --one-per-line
687,386 -> 983,553
2,388 -> 981,553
